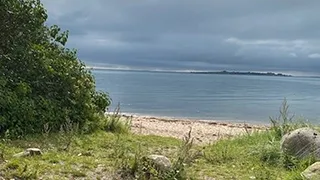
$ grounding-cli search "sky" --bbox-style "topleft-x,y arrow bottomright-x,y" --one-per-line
42,0 -> 320,75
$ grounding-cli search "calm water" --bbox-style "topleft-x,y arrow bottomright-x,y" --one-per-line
93,70 -> 320,124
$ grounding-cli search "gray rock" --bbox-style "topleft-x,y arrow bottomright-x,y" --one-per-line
280,128 -> 320,159
145,155 -> 172,171
301,162 -> 320,180
13,148 -> 42,157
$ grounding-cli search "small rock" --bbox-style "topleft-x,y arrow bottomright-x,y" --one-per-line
13,148 -> 42,157
145,155 -> 172,171
301,162 -> 320,180
280,128 -> 320,159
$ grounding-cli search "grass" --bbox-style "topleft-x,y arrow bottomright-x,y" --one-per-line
194,131 -> 313,179
0,100 -> 317,179
115,128 -> 199,179
0,131 -> 181,179
187,99 -> 316,180
102,104 -> 132,134
0,129 -> 313,179
269,98 -> 310,140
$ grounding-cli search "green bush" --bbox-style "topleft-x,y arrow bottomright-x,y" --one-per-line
0,0 -> 110,138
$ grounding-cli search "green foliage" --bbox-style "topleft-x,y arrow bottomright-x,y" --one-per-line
0,112 -> 315,179
269,98 -> 308,140
168,128 -> 200,179
204,140 -> 238,165
0,131 -> 181,179
258,142 -> 282,166
199,100 -> 315,179
102,105 -> 131,134
0,0 -> 110,138
201,132 -> 294,179
114,129 -> 197,179
4,160 -> 38,179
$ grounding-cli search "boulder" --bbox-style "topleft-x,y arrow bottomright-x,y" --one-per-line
13,148 -> 42,158
301,162 -> 320,180
280,128 -> 320,159
145,155 -> 172,171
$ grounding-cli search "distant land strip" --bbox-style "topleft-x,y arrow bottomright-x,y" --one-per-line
87,67 -> 295,77
190,70 -> 292,77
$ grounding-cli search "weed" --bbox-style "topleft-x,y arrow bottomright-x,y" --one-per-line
252,164 -> 277,180
114,129 -> 197,179
57,118 -> 79,151
165,128 -> 200,179
6,161 -> 20,170
204,140 -> 238,165
259,144 -> 282,166
269,98 -> 308,140
103,104 -> 131,134
112,135 -> 133,178
4,162 -> 38,179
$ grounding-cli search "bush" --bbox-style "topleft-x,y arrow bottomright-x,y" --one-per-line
0,0 -> 110,138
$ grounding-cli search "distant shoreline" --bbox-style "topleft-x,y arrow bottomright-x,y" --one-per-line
88,67 -> 296,77
190,70 -> 292,77
89,67 -> 320,79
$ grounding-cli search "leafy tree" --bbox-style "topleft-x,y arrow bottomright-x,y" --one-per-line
0,0 -> 111,138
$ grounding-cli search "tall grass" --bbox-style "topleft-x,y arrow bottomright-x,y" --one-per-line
103,104 -> 131,134
114,129 -> 198,179
269,98 -> 309,140
199,99 -> 316,179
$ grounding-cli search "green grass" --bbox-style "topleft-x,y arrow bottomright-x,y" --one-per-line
0,131 -> 181,179
0,128 -> 315,179
183,99 -> 315,180
102,105 -> 132,134
0,100 -> 316,179
189,130 -> 314,179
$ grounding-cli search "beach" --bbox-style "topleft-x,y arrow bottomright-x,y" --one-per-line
126,115 -> 269,144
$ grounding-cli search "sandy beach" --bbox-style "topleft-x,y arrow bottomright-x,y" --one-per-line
124,114 -> 269,144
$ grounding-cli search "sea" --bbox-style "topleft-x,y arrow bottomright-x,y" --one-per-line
93,69 -> 320,125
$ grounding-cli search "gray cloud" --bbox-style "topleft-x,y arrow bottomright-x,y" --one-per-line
42,0 -> 320,75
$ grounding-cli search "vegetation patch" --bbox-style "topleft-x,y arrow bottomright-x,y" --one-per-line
0,0 -> 110,138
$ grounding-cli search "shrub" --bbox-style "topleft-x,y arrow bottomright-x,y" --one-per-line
0,0 -> 110,138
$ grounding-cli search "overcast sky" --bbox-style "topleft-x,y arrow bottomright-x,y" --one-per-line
42,0 -> 320,75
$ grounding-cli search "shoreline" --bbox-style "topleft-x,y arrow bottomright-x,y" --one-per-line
118,113 -> 269,144
119,112 -> 271,126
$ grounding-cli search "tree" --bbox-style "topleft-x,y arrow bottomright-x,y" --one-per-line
0,0 -> 110,138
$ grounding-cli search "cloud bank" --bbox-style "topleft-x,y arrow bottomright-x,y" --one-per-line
42,0 -> 320,75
